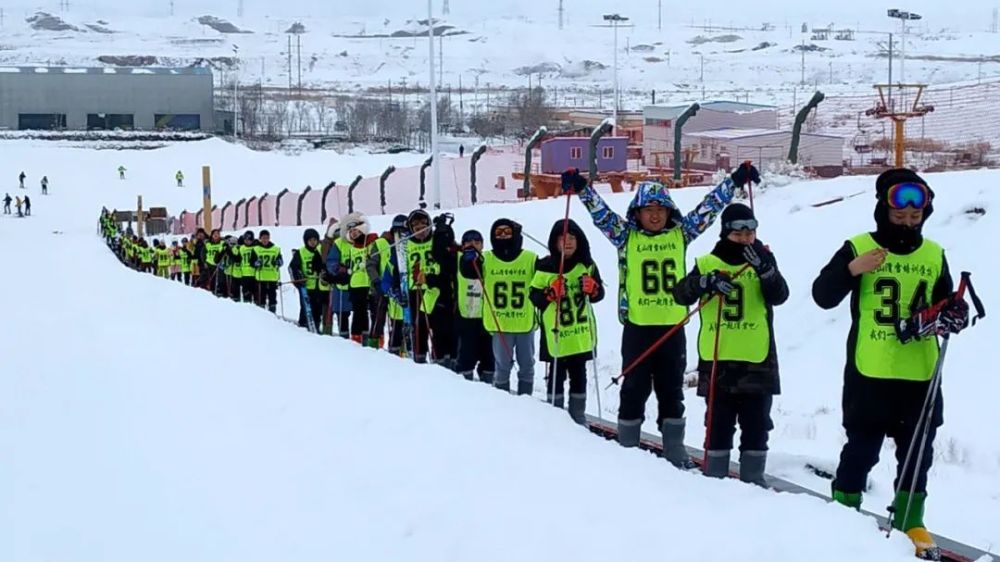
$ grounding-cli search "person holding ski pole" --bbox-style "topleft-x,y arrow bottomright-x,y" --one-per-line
428,212 -> 461,368
462,218 -> 539,395
673,203 -> 788,485
236,230 -> 258,303
812,169 -> 972,560
563,163 -> 757,467
364,222 -> 396,349
381,215 -> 413,356
252,229 -> 283,313
401,210 -> 440,364
530,219 -> 605,424
202,229 -> 224,293
328,212 -> 380,344
455,229 -> 495,383
290,228 -> 327,331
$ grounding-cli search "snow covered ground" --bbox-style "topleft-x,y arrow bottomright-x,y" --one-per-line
2,0 -> 1000,107
0,140 -> 997,560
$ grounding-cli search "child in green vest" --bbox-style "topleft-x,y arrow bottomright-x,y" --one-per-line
673,203 -> 788,485
456,229 -> 495,383
461,218 -> 538,395
252,229 -> 283,313
812,169 -> 969,559
530,219 -> 604,424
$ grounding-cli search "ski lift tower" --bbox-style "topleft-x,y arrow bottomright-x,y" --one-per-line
865,83 -> 933,168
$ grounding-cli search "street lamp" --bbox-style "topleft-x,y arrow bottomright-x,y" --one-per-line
232,44 -> 240,138
887,8 -> 921,86
602,13 -> 629,132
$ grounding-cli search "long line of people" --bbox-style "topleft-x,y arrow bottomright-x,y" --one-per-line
98,163 -> 976,560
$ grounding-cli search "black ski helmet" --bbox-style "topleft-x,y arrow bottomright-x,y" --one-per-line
391,214 -> 408,233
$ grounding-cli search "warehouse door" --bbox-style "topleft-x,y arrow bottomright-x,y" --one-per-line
154,114 -> 201,131
18,113 -> 67,130
87,114 -> 135,130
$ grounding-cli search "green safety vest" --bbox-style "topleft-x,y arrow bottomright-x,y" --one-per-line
695,254 -> 770,363
531,262 -> 596,358
255,245 -> 282,282
298,245 -> 322,290
179,249 -> 192,273
205,241 -> 223,266
456,255 -> 484,319
482,249 -> 537,333
140,247 -> 153,264
155,248 -> 170,268
406,238 -> 441,313
849,233 -> 943,381
624,228 -> 687,325
336,238 -> 373,289
239,245 -> 255,277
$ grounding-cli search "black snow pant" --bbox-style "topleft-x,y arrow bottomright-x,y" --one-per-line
229,276 -> 242,301
183,272 -> 192,286
408,291 -> 433,362
370,292 -> 389,343
388,318 -> 406,354
348,287 -> 370,337
429,304 -> 457,364
545,354 -> 588,398
618,321 -> 687,425
257,281 -> 278,313
834,416 -> 938,496
298,288 -> 326,330
455,316 -> 495,380
704,392 -> 774,451
242,277 -> 257,304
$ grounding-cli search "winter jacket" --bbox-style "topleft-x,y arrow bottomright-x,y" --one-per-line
579,178 -> 735,324
812,230 -> 953,431
673,239 -> 789,395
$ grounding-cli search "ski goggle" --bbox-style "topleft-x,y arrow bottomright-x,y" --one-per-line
724,219 -> 758,232
494,225 -> 514,238
886,182 -> 931,210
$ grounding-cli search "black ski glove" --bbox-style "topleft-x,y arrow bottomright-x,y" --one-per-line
743,241 -> 776,280
731,162 -> 761,188
699,271 -> 736,297
561,168 -> 588,194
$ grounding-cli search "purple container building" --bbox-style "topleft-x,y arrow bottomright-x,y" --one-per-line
540,136 -> 628,174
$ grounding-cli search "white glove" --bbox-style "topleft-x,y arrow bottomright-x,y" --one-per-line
325,218 -> 339,239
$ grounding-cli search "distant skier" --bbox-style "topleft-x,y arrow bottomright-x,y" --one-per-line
18,171 -> 25,189
3,193 -> 11,214
41,176 -> 49,195
176,170 -> 184,187
118,165 -> 127,180
459,144 -> 465,158
23,195 -> 31,217
15,196 -> 23,217
252,229 -> 283,313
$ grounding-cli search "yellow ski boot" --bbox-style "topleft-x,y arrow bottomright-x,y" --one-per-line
905,527 -> 941,560
892,491 -> 941,560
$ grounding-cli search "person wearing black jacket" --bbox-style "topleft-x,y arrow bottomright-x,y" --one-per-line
812,169 -> 968,559
674,203 -> 788,485
290,228 -> 327,330
529,219 -> 605,424
428,213 -> 460,367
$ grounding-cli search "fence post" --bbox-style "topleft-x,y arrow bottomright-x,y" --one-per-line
347,175 -> 363,214
379,166 -> 397,215
297,186 -> 312,226
470,144 -> 488,204
523,126 -> 548,200
674,103 -> 700,183
418,158 -> 432,209
320,181 -> 336,223
789,91 -> 825,164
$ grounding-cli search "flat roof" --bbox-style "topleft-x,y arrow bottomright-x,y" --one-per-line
0,66 -> 212,76
685,127 -> 845,141
643,99 -> 777,120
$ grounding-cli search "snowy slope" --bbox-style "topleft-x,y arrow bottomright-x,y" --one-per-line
2,1 -> 1000,106
1,140 -> 997,559
0,148 -> 935,562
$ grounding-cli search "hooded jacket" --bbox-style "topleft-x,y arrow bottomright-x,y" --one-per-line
529,219 -> 606,361
579,177 -> 736,324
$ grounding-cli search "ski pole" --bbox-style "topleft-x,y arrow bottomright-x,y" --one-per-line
549,198 -> 573,406
702,292 -> 725,469
742,160 -> 755,212
589,312 -> 603,420
607,264 -> 751,389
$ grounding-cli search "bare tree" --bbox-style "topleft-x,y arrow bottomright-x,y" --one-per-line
507,86 -> 553,136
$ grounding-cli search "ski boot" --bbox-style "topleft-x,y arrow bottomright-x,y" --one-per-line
516,380 -> 533,396
617,418 -> 642,448
350,334 -> 364,344
546,393 -> 565,409
567,393 -> 587,425
479,370 -> 494,385
739,450 -> 767,487
703,449 -> 731,479
831,488 -> 862,510
891,491 -> 941,560
660,418 -> 698,470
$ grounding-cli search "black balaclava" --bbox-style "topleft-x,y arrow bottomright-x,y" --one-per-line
490,218 -> 524,262
873,168 -> 935,254
715,203 -> 756,264
547,219 -> 592,269
303,228 -> 320,246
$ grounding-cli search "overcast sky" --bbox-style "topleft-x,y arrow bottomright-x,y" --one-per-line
6,0 -> 997,31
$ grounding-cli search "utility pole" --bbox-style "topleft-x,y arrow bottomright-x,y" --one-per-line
800,39 -> 806,85
443,0 -> 450,15
427,0 -> 441,209
287,35 -> 293,91
237,0 -> 244,18
296,34 -> 302,93
233,45 -> 240,138
559,0 -> 564,30
439,34 -> 444,85
658,0 -> 662,31
169,1 -> 174,17
601,13 -> 630,132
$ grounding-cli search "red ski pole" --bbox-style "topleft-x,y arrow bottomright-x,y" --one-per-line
702,293 -> 725,469
472,258 -> 512,359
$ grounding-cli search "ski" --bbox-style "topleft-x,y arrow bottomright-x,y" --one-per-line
584,415 -> 988,562
394,231 -> 414,358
